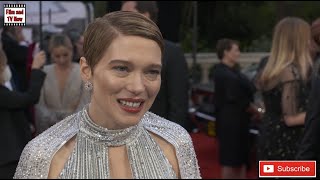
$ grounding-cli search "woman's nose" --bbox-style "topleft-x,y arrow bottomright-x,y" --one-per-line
126,73 -> 145,95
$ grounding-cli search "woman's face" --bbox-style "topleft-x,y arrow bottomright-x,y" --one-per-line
225,44 -> 240,63
82,35 -> 162,129
51,46 -> 73,65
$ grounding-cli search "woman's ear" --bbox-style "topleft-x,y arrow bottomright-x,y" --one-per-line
80,57 -> 92,81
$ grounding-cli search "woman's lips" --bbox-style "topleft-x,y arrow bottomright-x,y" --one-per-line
117,98 -> 145,113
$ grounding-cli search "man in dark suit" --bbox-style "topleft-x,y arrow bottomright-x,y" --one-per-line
1,27 -> 29,92
0,49 -> 46,179
296,67 -> 320,177
121,1 -> 191,130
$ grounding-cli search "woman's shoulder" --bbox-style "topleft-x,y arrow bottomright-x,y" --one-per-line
43,64 -> 55,73
142,112 -> 201,178
142,112 -> 191,144
14,114 -> 79,179
279,64 -> 306,85
262,64 -> 301,92
69,63 -> 81,76
27,113 -> 78,151
71,62 -> 80,68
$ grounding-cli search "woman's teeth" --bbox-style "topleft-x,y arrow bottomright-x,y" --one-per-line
119,100 -> 141,108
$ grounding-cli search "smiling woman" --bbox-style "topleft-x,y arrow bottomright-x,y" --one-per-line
14,11 -> 201,179
83,35 -> 163,129
34,34 -> 90,135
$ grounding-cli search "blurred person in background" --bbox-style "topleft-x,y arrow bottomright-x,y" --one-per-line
296,17 -> 320,176
309,18 -> 320,64
1,26 -> 28,91
66,29 -> 84,63
0,49 -> 46,179
256,17 -> 312,161
26,28 -> 42,136
27,28 -> 41,80
34,34 -> 90,135
1,27 -> 29,92
2,26 -> 37,136
121,1 -> 191,131
213,38 -> 256,179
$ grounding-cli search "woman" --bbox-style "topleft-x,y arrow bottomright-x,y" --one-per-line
256,17 -> 312,161
213,38 -> 256,179
35,34 -> 90,134
296,17 -> 320,176
14,11 -> 201,179
0,49 -> 46,179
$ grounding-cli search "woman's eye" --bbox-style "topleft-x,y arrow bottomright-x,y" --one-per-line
145,69 -> 160,80
113,66 -> 128,72
148,70 -> 160,75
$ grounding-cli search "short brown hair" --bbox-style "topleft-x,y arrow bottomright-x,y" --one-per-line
83,11 -> 164,71
216,38 -> 239,60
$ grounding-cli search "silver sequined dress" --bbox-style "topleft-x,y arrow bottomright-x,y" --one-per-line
14,107 -> 201,179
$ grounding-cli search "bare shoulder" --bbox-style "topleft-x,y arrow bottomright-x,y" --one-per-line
48,136 -> 76,178
149,132 -> 180,178
72,62 -> 81,70
142,112 -> 201,178
43,64 -> 55,73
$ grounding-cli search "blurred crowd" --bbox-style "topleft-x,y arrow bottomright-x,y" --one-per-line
0,25 -> 91,178
211,16 -> 320,179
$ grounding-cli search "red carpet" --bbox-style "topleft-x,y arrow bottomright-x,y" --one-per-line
190,132 -> 258,179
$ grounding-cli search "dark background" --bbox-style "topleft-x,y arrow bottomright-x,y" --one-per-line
106,1 -> 182,43
91,1 -> 320,52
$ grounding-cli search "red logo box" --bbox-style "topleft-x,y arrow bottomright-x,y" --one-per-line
259,161 -> 316,178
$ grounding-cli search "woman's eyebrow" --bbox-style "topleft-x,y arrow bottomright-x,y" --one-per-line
147,64 -> 162,69
109,59 -> 131,65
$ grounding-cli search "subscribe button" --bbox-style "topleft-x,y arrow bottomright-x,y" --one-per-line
259,161 -> 316,178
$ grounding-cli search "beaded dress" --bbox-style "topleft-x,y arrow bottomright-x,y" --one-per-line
14,106 -> 201,179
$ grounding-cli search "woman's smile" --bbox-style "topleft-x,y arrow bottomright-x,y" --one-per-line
117,98 -> 145,113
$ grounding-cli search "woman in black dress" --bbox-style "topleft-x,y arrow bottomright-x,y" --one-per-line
256,17 -> 312,161
213,38 -> 256,179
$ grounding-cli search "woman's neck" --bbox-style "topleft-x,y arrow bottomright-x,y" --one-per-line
55,62 -> 72,71
88,102 -> 119,129
88,102 -> 132,130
